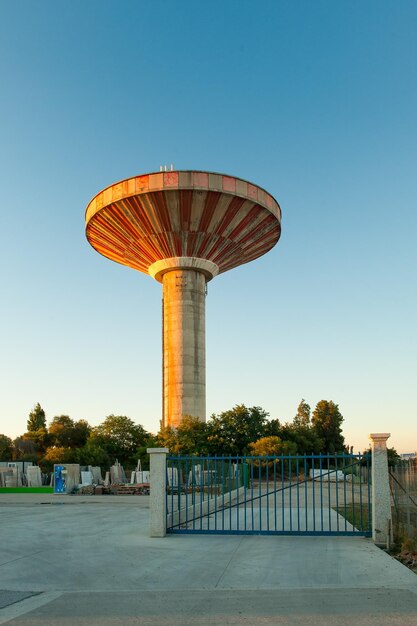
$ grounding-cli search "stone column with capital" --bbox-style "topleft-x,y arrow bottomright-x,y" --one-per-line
147,447 -> 168,537
369,433 -> 392,546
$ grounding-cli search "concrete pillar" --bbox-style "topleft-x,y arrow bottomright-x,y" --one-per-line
162,269 -> 206,428
148,257 -> 219,429
369,433 -> 392,546
147,448 -> 168,538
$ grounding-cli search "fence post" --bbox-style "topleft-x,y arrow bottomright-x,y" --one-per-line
369,433 -> 391,546
147,447 -> 168,537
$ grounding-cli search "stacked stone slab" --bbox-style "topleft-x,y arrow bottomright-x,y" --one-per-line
88,466 -> 103,483
26,466 -> 42,487
0,468 -> 14,487
110,461 -> 126,484
130,470 -> 150,484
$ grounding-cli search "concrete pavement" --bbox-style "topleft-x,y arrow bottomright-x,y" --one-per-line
0,494 -> 416,625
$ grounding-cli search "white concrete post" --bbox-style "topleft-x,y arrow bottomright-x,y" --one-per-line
147,448 -> 168,537
369,433 -> 391,546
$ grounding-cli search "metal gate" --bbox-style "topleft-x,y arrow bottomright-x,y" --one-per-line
166,453 -> 371,536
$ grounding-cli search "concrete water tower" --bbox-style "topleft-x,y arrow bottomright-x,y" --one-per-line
85,170 -> 281,428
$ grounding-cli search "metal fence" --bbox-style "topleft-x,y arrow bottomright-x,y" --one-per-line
166,453 -> 371,536
390,458 -> 417,547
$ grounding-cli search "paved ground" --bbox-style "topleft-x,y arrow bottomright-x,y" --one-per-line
0,494 -> 416,625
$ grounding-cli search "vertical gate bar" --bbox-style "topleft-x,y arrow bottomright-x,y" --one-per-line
312,454 -> 316,531
165,460 -> 168,531
367,453 -> 371,533
174,459 -> 178,527
274,456 -> 277,531
193,457 -> 197,530
166,459 -> 169,531
185,458 -> 189,529
229,457 -> 232,531
359,454 -> 364,533
289,455 -> 293,531
178,458 -> 182,528
281,456 -> 285,531
169,460 -> 172,529
222,457 -> 225,531
266,457 -> 270,531
236,460 -> 240,532
296,456 -> 300,531
251,458 -> 254,531
258,456 -> 262,531
199,457 -> 203,531
190,458 -> 194,530
343,454 -> 347,531
304,454 -> 308,532
335,452 -> 340,531
244,456 -> 247,531
166,459 -> 170,530
328,453 -> 331,532
319,453 -> 324,531
180,459 -> 183,527
214,455 -> 218,532
351,454 -> 355,532
207,457 -> 211,532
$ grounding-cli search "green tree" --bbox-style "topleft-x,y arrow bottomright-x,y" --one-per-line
71,419 -> 91,448
27,403 -> 46,432
387,447 -> 401,467
49,416 -> 91,448
0,434 -> 13,461
41,446 -> 78,472
264,418 -> 282,438
90,415 -> 148,466
248,435 -> 297,457
13,436 -> 37,461
248,436 -> 298,478
279,422 -> 324,455
49,416 -> 75,447
21,428 -> 51,459
311,400 -> 345,453
75,439 -> 110,467
206,405 -> 269,456
293,399 -> 311,427
158,416 -> 209,455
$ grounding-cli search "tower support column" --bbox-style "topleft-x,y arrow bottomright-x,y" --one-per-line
148,256 -> 219,429
162,268 -> 206,428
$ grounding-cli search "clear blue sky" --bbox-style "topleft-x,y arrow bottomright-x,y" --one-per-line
0,0 -> 416,453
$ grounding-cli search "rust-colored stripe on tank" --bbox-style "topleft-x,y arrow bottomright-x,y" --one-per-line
194,233 -> 213,258
179,190 -> 193,231
129,196 -> 158,235
186,232 -> 199,256
227,204 -> 260,240
239,214 -> 277,248
198,191 -> 221,233
214,196 -> 245,236
152,191 -> 172,233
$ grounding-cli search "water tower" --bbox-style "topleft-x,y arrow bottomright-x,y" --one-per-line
85,170 -> 281,428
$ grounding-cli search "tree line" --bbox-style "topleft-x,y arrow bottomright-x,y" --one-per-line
0,399 -> 350,471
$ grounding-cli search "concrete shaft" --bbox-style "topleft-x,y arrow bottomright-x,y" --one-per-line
162,269 -> 206,428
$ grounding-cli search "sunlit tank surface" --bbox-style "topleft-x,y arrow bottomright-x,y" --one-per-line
85,170 -> 282,428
